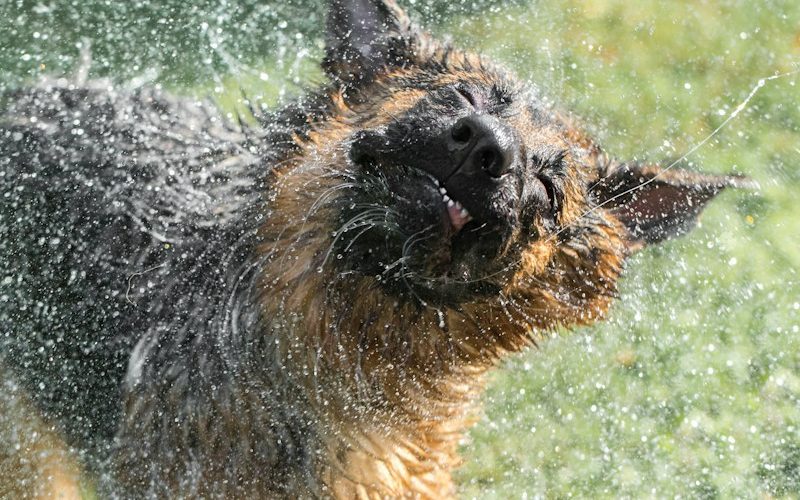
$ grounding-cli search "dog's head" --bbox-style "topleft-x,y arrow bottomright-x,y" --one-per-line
264,0 -> 749,336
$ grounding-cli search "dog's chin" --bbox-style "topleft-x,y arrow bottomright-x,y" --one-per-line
356,245 -> 502,306
340,207 -> 508,306
396,260 -> 505,306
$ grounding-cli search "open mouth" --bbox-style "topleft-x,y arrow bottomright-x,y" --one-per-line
434,178 -> 473,232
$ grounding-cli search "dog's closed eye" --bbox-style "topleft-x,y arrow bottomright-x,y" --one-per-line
537,174 -> 559,216
455,84 -> 481,110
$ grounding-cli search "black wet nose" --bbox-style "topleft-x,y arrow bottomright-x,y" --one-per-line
448,114 -> 516,178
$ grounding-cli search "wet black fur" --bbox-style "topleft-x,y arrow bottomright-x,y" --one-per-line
0,81 -> 334,495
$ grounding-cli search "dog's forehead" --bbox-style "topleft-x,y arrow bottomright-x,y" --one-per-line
364,64 -> 566,144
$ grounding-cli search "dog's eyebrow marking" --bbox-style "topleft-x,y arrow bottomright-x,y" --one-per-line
530,148 -> 567,173
491,83 -> 513,105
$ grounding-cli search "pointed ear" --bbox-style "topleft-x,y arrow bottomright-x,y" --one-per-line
591,162 -> 757,246
324,0 -> 417,83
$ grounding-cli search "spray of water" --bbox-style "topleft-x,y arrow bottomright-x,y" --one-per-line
548,67 -> 800,243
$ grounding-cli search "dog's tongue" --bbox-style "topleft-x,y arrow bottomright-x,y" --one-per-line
447,203 -> 472,232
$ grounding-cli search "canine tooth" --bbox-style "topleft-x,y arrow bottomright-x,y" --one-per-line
443,194 -> 450,202
460,208 -> 470,218
439,187 -> 447,195
453,201 -> 462,210
447,199 -> 455,208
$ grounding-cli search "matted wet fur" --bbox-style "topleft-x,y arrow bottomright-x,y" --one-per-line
0,0 -> 751,497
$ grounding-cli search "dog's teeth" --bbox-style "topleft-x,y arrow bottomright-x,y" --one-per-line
447,199 -> 455,208
434,179 -> 440,187
439,187 -> 447,195
443,194 -> 450,202
453,201 -> 462,210
460,208 -> 470,218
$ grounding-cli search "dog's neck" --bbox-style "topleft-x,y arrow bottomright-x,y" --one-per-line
255,239 -> 533,496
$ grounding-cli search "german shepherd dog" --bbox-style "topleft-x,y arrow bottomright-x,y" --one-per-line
0,0 -> 750,497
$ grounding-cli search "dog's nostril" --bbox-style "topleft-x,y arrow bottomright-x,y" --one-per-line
479,148 -> 498,172
448,114 -> 516,178
451,122 -> 473,144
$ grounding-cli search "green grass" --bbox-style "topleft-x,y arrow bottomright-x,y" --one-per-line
448,1 -> 800,497
3,0 -> 800,497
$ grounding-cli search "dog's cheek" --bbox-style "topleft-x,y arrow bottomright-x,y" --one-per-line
508,239 -> 557,290
552,219 -> 628,319
558,175 -> 591,228
502,217 -> 628,329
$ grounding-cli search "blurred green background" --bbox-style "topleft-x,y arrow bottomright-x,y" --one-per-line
2,0 -> 799,497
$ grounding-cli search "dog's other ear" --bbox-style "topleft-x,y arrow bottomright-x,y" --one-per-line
324,0 -> 417,83
591,162 -> 756,247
